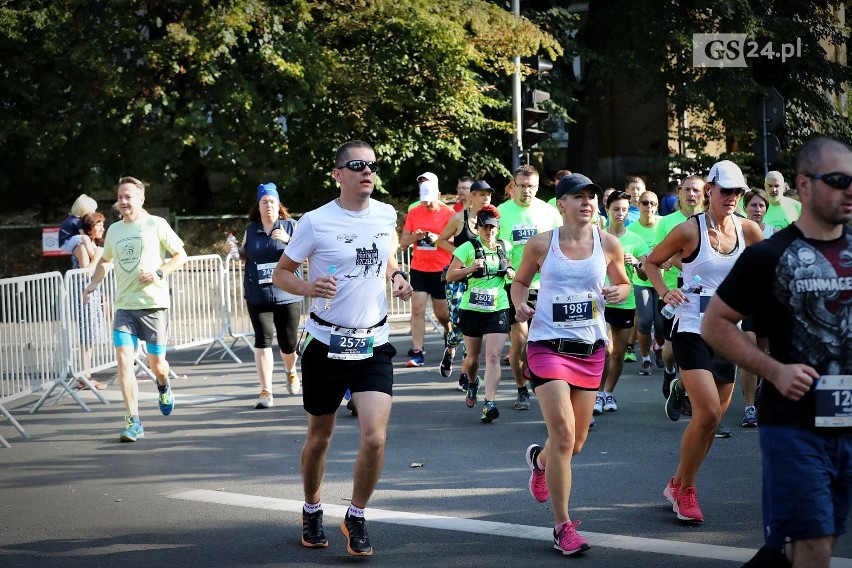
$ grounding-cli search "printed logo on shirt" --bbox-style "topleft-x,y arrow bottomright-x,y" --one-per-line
345,242 -> 384,279
115,236 -> 142,274
337,233 -> 357,243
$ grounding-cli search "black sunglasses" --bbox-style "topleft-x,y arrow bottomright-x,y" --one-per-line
337,160 -> 379,173
718,186 -> 746,197
640,200 -> 658,206
806,172 -> 852,190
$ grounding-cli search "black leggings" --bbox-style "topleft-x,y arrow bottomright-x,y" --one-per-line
247,301 -> 301,353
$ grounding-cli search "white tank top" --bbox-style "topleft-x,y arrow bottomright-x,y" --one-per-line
676,213 -> 745,334
528,227 -> 608,345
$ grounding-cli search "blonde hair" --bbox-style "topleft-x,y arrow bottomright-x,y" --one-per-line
70,194 -> 98,218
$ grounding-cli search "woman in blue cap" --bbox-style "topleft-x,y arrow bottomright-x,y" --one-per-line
228,183 -> 303,407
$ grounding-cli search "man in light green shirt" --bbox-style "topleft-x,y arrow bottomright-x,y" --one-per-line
763,170 -> 801,230
84,176 -> 187,443
497,164 -> 561,411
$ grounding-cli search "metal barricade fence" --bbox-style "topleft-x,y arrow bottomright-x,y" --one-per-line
0,272 -> 66,447
0,248 -> 423,446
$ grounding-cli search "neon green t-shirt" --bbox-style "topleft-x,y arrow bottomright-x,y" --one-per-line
626,219 -> 659,287
452,239 -> 511,312
654,210 -> 689,290
102,213 -> 185,310
497,198 -> 561,289
764,197 -> 801,231
605,230 -> 648,310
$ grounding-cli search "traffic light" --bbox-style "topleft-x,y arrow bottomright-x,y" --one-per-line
520,56 -> 552,151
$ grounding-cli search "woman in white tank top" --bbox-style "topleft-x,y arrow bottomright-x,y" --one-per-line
510,174 -> 631,557
645,160 -> 765,525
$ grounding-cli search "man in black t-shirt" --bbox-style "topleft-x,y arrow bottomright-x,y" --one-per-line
702,137 -> 852,568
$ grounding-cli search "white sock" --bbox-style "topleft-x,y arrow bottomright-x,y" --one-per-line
347,504 -> 365,518
304,501 -> 322,514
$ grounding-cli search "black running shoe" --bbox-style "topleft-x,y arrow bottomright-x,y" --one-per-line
662,369 -> 676,399
341,513 -> 372,556
301,510 -> 328,548
440,347 -> 454,378
665,378 -> 685,421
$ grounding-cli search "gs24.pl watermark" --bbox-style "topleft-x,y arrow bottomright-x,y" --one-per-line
693,33 -> 802,68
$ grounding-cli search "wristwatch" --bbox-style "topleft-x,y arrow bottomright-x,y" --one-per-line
155,269 -> 164,280
390,270 -> 409,282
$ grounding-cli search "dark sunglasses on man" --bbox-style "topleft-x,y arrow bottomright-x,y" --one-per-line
718,186 -> 746,197
805,172 -> 852,190
337,159 -> 380,173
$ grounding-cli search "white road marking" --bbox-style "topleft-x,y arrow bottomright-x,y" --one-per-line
164,488 -> 851,565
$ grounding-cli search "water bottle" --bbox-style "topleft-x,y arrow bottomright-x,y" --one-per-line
661,275 -> 702,319
322,264 -> 336,310
226,233 -> 240,260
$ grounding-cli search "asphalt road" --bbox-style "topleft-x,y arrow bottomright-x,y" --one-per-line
2,329 -> 851,567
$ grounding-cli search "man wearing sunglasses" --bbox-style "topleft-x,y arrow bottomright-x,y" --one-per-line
272,140 -> 413,557
703,137 -> 852,568
763,171 -> 802,231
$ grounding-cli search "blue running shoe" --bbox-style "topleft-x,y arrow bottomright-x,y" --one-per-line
119,415 -> 144,442
158,383 -> 174,416
480,400 -> 499,423
465,377 -> 479,408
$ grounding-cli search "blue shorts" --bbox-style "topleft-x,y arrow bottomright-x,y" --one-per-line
760,426 -> 852,548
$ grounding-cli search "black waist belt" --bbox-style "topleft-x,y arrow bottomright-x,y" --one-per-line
310,312 -> 387,330
535,338 -> 606,358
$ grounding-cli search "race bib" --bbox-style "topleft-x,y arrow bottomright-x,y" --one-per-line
511,225 -> 537,245
469,287 -> 498,310
552,293 -> 597,328
417,238 -> 437,251
815,375 -> 852,427
698,289 -> 713,319
256,262 -> 277,285
328,327 -> 375,361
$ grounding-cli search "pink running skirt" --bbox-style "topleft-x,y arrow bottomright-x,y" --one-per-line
526,342 -> 605,390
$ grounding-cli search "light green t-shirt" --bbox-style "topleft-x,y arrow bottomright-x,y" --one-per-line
102,213 -> 185,310
452,239 -> 511,312
605,230 -> 648,310
654,210 -> 689,289
764,197 -> 801,231
497,198 -> 562,289
626,219 -> 659,287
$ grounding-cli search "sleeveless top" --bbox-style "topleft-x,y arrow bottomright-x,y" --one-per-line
453,209 -> 478,248
676,213 -> 745,334
528,227 -> 608,345
243,218 -> 301,305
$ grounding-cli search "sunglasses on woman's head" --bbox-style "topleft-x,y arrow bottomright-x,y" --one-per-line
806,172 -> 852,190
337,160 -> 380,173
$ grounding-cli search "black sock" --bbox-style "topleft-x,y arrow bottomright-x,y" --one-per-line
518,386 -> 528,395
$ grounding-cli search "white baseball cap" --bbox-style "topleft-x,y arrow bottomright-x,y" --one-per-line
417,171 -> 438,184
419,180 -> 440,202
707,160 -> 748,189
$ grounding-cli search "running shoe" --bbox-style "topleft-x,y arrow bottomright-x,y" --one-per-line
681,395 -> 692,417
346,397 -> 358,416
457,372 -> 469,392
465,377 -> 479,408
406,348 -> 425,367
665,378 -> 685,421
662,369 -> 676,399
675,485 -> 704,523
480,400 -> 499,423
603,394 -> 618,412
158,383 -> 174,416
639,360 -> 653,375
741,405 -> 758,428
663,476 -> 680,511
514,389 -> 531,410
287,370 -> 301,395
553,520 -> 590,556
301,510 -> 329,548
255,390 -> 274,409
624,346 -> 637,362
589,416 -> 596,428
715,424 -> 732,438
341,513 -> 372,556
119,415 -> 144,443
439,347 -> 454,377
654,346 -> 665,368
593,392 -> 604,415
525,443 -> 549,502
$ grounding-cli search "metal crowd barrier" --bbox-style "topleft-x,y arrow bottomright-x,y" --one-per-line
0,248 -> 424,447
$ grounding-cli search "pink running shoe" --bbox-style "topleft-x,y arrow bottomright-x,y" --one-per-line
663,476 -> 680,512
525,444 -> 549,502
553,520 -> 590,556
676,485 -> 704,523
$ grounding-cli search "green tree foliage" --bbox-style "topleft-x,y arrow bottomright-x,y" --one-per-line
581,0 -> 851,179
0,0 -> 562,217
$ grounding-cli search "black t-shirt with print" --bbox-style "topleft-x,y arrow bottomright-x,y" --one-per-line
715,224 -> 852,433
